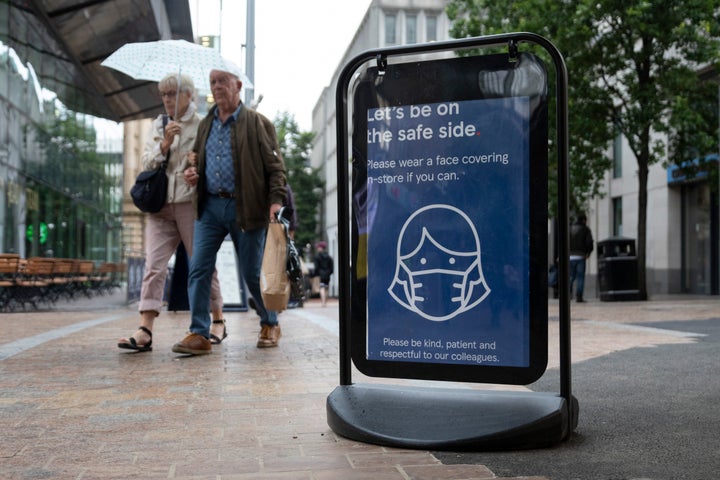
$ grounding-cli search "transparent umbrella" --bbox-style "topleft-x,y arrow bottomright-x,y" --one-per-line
101,39 -> 253,95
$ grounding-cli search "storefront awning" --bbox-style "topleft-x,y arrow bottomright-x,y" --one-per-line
12,0 -> 193,122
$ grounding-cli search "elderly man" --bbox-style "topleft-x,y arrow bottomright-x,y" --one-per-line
173,66 -> 287,355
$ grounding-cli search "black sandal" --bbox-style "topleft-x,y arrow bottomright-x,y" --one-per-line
210,319 -> 228,345
118,326 -> 153,352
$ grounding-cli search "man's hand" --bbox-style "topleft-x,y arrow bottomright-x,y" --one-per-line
184,165 -> 199,186
184,152 -> 198,186
269,203 -> 282,221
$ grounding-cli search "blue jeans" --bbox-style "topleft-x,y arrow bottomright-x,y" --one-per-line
569,257 -> 587,299
188,196 -> 277,338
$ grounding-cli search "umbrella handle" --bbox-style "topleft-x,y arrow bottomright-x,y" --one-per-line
174,68 -> 181,120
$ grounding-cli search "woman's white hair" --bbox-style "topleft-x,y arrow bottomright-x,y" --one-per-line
158,73 -> 195,95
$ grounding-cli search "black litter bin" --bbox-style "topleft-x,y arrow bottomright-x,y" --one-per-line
597,237 -> 641,301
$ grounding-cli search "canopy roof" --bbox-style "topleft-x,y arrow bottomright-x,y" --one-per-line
9,0 -> 193,121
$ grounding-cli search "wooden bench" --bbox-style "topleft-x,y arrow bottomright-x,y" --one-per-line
14,257 -> 55,310
48,258 -> 76,301
0,254 -> 20,311
90,262 -> 116,295
69,260 -> 96,298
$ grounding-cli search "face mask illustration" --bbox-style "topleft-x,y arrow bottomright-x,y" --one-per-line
388,204 -> 490,321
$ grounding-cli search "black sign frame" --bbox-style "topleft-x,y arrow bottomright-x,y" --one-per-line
329,33 -> 576,450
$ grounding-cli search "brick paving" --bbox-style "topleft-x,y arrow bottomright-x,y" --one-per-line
0,292 -> 716,479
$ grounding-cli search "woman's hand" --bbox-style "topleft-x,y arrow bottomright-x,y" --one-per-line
161,121 -> 181,154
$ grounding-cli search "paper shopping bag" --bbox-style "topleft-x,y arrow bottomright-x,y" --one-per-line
260,222 -> 290,312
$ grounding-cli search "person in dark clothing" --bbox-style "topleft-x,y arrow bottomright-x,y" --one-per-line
313,241 -> 333,307
284,184 -> 303,308
569,213 -> 594,302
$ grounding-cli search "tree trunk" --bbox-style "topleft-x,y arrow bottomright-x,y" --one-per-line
636,158 -> 649,300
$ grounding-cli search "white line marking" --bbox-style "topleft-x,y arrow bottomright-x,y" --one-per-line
0,314 -> 127,361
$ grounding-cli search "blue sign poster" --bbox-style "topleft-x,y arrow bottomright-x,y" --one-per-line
350,53 -> 548,384
366,97 -> 530,367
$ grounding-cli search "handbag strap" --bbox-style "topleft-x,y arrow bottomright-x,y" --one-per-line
276,207 -> 302,281
161,114 -> 170,167
276,207 -> 293,238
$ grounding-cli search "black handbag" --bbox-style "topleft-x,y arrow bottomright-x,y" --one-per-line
277,207 -> 305,301
131,115 -> 169,213
130,163 -> 168,213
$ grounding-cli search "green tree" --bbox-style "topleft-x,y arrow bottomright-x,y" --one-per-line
447,0 -> 720,299
273,112 -> 324,251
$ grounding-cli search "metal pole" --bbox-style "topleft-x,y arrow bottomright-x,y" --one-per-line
244,0 -> 255,106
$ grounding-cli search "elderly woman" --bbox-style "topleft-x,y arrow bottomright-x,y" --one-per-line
119,73 -> 227,352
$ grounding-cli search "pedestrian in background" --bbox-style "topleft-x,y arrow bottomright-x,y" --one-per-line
313,241 -> 333,307
118,73 -> 225,352
175,66 -> 286,355
569,213 -> 594,303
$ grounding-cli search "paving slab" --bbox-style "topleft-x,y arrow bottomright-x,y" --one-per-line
1,291 -> 717,479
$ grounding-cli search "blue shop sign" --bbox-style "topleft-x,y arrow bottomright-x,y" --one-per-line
667,154 -> 717,185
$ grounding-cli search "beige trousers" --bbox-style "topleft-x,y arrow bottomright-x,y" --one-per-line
138,201 -> 223,313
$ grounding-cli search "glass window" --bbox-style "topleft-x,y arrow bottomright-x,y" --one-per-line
426,15 -> 437,42
406,14 -> 417,44
612,197 -> 623,236
385,13 -> 397,45
612,132 -> 622,178
683,183 -> 712,294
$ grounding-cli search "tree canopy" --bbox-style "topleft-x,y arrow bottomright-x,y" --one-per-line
447,0 -> 720,298
273,112 -> 324,252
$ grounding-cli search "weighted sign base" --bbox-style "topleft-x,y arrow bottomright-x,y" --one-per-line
327,383 -> 578,451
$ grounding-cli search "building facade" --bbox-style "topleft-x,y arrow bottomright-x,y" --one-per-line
586,138 -> 718,296
311,0 -> 452,297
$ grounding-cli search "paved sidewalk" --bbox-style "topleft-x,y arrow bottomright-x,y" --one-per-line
0,292 -> 716,479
